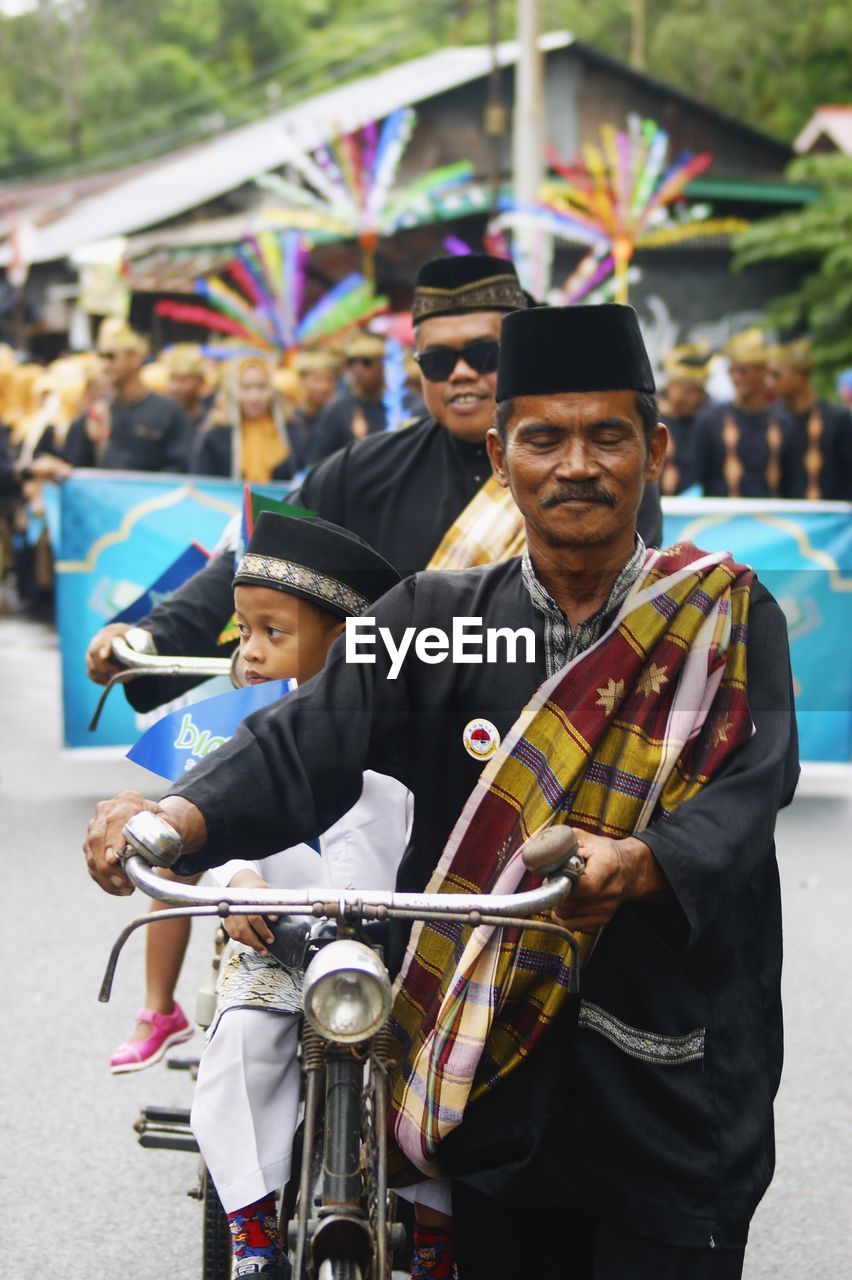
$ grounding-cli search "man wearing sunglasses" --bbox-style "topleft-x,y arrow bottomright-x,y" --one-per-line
298,253 -> 662,570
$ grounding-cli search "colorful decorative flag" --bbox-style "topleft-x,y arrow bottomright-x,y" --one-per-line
491,116 -> 740,304
239,484 -> 318,560
127,679 -> 294,781
108,542 -> 210,626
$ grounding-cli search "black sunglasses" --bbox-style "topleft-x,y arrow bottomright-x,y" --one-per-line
414,339 -> 500,383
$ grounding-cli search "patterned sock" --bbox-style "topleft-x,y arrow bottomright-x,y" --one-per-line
227,1193 -> 284,1272
412,1221 -> 456,1280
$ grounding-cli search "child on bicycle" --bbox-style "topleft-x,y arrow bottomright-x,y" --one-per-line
190,510 -> 412,1278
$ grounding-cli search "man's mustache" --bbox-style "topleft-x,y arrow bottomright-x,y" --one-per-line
541,484 -> 617,509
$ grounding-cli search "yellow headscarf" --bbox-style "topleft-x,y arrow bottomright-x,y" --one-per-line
217,356 -> 290,482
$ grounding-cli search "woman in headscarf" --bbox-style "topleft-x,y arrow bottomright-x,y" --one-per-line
191,356 -> 295,482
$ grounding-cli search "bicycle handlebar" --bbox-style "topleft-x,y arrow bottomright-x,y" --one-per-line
87,638 -> 234,732
123,847 -> 582,919
98,818 -> 585,1003
110,634 -> 233,677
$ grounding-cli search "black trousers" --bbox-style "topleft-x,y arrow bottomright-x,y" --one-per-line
452,1184 -> 745,1280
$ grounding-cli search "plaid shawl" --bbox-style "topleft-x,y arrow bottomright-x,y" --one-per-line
389,542 -> 754,1177
428,474 -> 525,570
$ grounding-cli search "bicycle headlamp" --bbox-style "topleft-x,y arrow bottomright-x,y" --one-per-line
302,940 -> 392,1044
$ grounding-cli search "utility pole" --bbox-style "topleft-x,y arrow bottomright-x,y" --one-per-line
511,0 -> 548,295
484,0 -> 506,211
630,0 -> 647,70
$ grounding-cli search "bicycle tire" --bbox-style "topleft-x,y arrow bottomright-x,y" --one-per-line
317,1260 -> 363,1280
202,1168 -> 232,1280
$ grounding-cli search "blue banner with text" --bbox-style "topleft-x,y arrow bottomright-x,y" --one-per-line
56,470 -> 248,750
662,498 -> 852,765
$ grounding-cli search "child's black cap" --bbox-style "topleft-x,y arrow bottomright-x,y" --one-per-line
234,512 -> 400,618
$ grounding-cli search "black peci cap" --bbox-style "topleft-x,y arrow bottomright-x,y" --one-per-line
412,254 -> 527,324
496,304 -> 656,403
233,512 -> 400,619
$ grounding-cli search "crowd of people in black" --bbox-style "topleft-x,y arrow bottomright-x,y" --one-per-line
658,330 -> 852,501
1,309 -> 850,615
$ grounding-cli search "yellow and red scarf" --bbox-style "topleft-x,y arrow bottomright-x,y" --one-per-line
389,541 -> 754,1177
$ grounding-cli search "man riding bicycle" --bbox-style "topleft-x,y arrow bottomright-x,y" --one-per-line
86,303 -> 798,1280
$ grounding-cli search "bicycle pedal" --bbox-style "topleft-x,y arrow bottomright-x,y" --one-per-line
138,1105 -> 193,1125
166,1055 -> 200,1071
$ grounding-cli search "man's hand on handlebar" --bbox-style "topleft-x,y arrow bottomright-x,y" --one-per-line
85,622 -> 132,685
551,831 -> 670,931
224,870 -> 279,955
84,791 -> 207,896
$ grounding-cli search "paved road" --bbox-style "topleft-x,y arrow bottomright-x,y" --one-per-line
1,614 -> 849,1277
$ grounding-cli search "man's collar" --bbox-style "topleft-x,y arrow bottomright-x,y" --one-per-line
521,536 -> 646,677
523,535 -> 646,615
114,388 -> 152,409
442,426 -> 489,458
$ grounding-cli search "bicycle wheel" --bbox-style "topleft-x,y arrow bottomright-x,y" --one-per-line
317,1260 -> 362,1280
202,1168 -> 232,1280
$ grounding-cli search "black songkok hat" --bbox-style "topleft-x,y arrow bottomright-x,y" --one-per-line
412,254 -> 527,324
234,512 -> 400,619
496,304 -> 656,402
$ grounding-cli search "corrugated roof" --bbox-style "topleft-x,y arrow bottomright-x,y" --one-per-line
0,33 -> 573,268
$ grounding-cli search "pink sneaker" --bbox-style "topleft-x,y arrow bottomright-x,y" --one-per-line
109,1003 -> 193,1074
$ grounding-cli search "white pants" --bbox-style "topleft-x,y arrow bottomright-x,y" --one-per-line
395,1177 -> 453,1216
191,1008 -> 452,1222
191,1009 -> 301,1214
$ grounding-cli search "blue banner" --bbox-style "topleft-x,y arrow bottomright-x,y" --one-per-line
662,498 -> 852,764
128,679 -> 294,780
54,476 -> 850,766
54,470 -> 289,750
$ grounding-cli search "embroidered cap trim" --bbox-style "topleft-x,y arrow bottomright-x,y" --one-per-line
578,1000 -> 705,1066
412,274 -> 527,322
235,552 -> 371,617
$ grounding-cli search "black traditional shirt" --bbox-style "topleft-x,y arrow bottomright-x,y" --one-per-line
784,398 -> 852,500
63,392 -> 192,473
297,417 -> 492,576
189,423 -> 297,482
693,402 -> 797,498
169,558 -> 798,1248
659,411 -> 701,495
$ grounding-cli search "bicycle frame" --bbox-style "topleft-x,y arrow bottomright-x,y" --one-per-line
100,822 -> 584,1280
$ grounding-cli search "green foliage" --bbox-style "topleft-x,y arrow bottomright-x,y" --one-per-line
733,156 -> 852,383
550,0 -> 852,142
0,0 -> 453,178
0,0 -> 848,180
